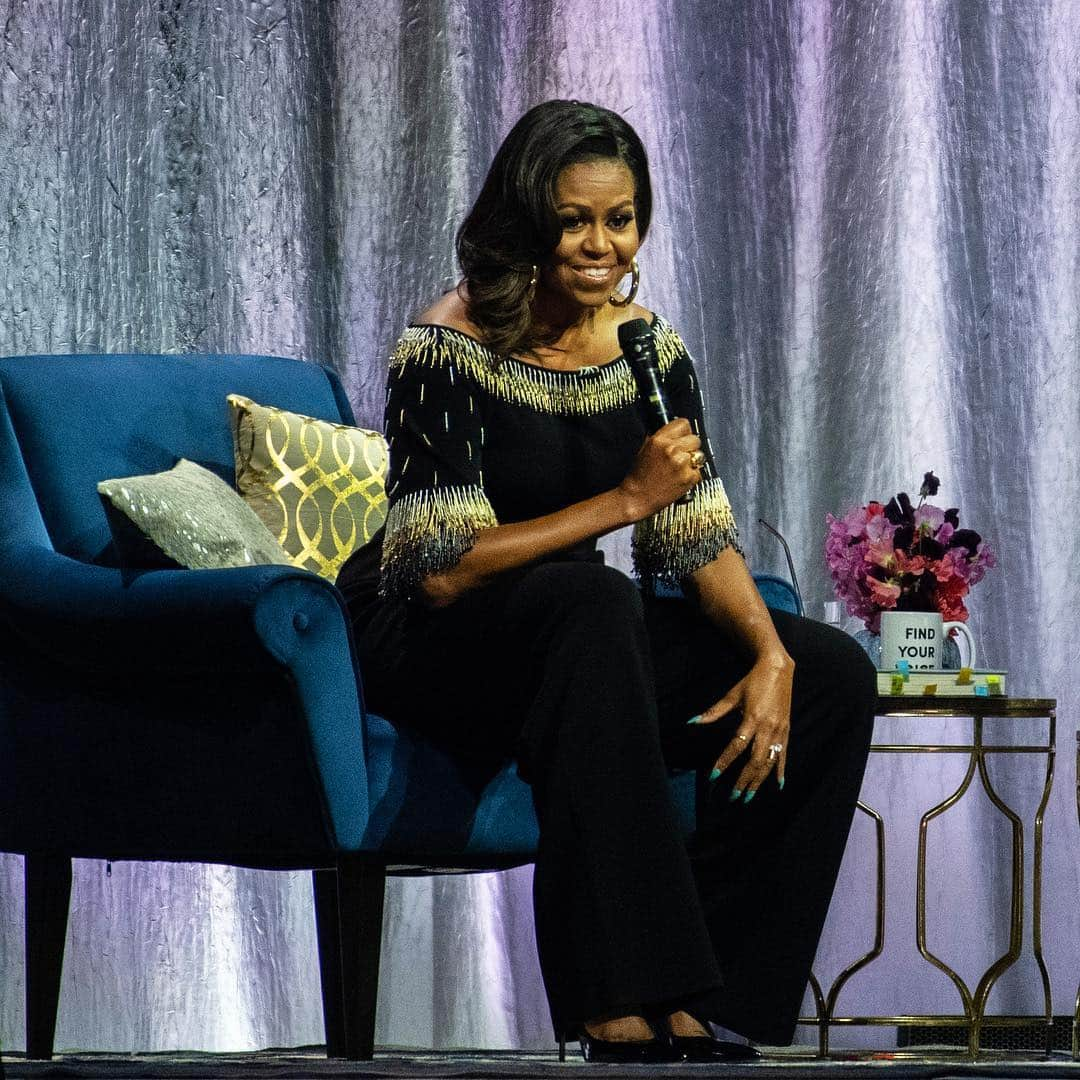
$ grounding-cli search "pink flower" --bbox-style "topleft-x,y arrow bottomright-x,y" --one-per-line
867,577 -> 901,610
935,572 -> 970,622
894,550 -> 928,576
840,505 -> 871,537
865,538 -> 896,571
914,504 -> 945,534
941,546 -> 973,581
967,540 -> 996,585
865,509 -> 894,543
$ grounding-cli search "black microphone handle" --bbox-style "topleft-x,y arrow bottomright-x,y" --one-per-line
618,318 -> 705,503
633,360 -> 671,431
618,318 -> 671,432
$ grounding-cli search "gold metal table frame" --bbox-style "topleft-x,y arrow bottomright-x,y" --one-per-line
797,695 -> 1057,1060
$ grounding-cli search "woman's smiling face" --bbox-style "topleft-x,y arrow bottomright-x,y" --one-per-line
541,158 -> 640,311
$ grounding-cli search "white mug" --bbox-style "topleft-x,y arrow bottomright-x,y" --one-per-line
879,611 -> 976,671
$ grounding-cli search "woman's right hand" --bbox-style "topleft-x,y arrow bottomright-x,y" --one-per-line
618,418 -> 703,520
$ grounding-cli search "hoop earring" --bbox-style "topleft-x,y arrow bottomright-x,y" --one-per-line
609,257 -> 640,307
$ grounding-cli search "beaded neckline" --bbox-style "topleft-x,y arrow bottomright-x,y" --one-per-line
392,318 -> 684,418
408,317 -> 668,374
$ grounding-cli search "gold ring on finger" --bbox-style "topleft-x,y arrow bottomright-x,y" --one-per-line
735,733 -> 749,742
689,450 -> 706,469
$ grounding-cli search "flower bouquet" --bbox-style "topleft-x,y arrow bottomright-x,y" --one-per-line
825,472 -> 996,634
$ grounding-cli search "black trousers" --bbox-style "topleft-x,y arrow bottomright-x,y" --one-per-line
352,560 -> 877,1045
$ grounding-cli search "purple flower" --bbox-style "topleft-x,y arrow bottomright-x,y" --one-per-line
865,512 -> 893,543
942,546 -> 973,581
839,505 -> 870,537
914,504 -> 945,533
967,540 -> 996,585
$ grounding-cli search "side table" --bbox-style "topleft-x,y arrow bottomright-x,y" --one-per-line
799,695 -> 1057,1059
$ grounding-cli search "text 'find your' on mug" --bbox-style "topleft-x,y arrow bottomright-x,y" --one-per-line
879,611 -> 976,671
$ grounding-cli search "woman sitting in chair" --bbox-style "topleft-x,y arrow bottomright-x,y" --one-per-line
342,99 -> 876,1063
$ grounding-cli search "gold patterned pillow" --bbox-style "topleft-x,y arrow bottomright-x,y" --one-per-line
228,394 -> 388,581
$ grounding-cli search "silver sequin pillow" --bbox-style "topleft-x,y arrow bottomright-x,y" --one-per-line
97,458 -> 292,570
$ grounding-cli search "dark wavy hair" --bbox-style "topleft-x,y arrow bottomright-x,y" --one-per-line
456,100 -> 652,359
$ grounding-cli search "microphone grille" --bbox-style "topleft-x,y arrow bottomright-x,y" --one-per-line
617,318 -> 652,354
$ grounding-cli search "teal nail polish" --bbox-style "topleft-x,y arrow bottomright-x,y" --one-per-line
779,776 -> 786,791
709,767 -> 721,782
687,715 -> 703,725
743,789 -> 757,804
728,788 -> 742,801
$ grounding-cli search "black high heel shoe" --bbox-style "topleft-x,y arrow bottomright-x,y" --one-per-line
664,1016 -> 762,1062
558,1020 -> 677,1064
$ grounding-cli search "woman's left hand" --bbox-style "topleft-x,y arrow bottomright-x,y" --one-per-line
692,652 -> 794,802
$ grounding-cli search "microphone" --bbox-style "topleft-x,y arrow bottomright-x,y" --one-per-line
618,318 -> 671,431
619,318 -> 707,503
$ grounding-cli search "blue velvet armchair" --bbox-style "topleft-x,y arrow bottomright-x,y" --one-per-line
0,352 -> 800,1060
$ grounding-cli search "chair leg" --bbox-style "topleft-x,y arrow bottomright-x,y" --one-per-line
24,854 -> 72,1060
312,868 -> 346,1057
336,857 -> 387,1061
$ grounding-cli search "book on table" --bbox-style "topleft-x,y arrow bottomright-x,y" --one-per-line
876,668 -> 1007,697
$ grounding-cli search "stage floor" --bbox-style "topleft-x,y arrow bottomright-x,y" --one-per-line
2,1048 -> 1079,1080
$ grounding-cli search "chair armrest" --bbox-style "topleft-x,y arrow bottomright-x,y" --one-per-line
1,545 -> 371,849
652,573 -> 803,616
1,544 -> 343,674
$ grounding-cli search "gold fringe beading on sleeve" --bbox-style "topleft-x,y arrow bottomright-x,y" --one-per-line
631,476 -> 743,585
380,484 -> 498,600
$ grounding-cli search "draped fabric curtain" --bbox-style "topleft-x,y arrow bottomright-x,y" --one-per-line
1,0 -> 1077,1052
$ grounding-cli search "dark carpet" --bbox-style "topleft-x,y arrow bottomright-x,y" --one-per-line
1,1048 -> 1078,1080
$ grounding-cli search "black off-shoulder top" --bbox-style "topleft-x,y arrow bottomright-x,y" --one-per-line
377,316 -> 741,601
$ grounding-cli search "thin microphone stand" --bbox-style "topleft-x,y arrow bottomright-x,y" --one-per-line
758,518 -> 804,616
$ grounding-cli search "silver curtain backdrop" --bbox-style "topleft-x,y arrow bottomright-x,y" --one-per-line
1,0 -> 1078,1053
